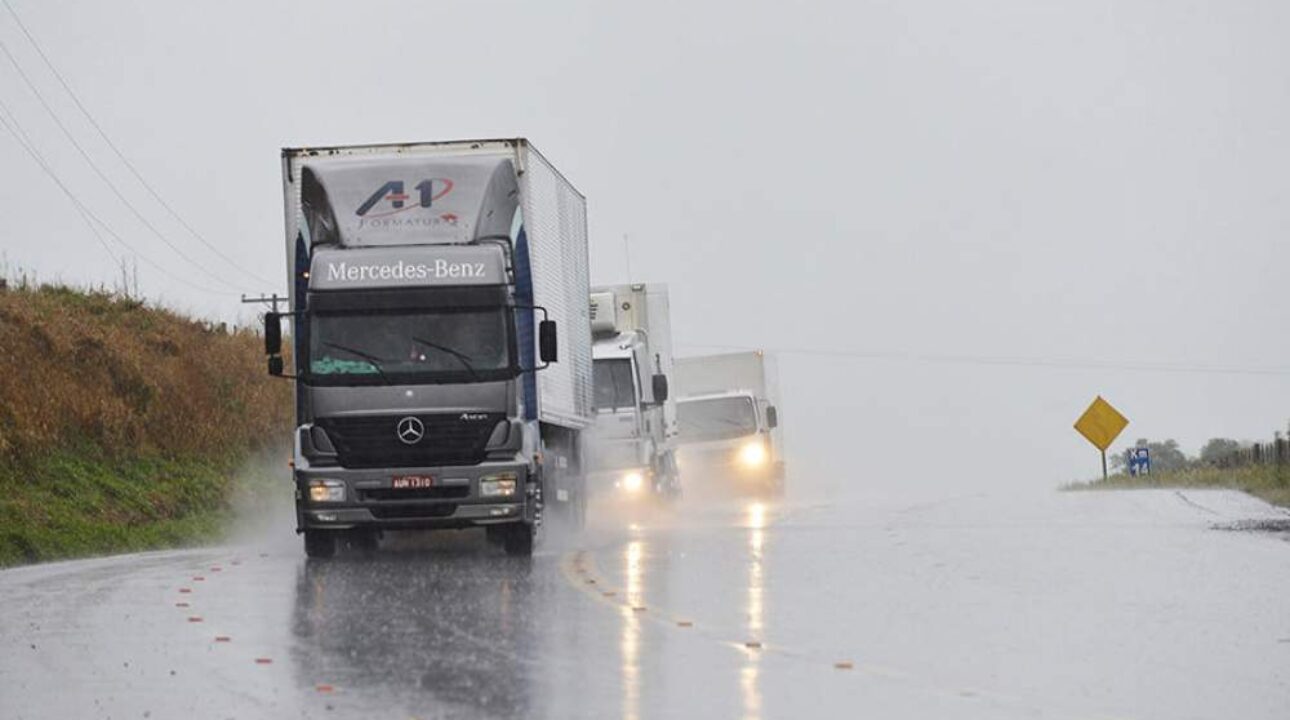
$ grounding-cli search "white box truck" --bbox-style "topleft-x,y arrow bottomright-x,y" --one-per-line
264,138 -> 594,557
585,283 -> 679,498
674,351 -> 785,495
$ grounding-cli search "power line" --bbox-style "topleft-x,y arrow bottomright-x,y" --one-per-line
1,0 -> 276,287
0,94 -> 234,296
0,97 -> 118,266
677,342 -> 1290,378
0,31 -> 247,292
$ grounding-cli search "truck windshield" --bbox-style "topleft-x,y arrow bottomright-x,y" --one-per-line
677,396 -> 758,441
308,308 -> 513,385
594,358 -> 636,411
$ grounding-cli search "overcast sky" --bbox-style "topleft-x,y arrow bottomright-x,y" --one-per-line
2,0 -> 1288,496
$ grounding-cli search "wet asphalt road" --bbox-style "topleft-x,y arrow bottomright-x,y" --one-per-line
3,488 -> 1290,719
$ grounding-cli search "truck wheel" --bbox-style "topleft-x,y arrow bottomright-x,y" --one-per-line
303,529 -> 336,559
502,522 -> 535,557
345,529 -> 380,555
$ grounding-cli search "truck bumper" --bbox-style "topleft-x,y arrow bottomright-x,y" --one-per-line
677,448 -> 784,493
294,461 -> 533,532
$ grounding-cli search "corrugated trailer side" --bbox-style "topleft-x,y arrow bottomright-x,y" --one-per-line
516,143 -> 594,429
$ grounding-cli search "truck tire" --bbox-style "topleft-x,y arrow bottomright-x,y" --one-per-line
303,529 -> 336,559
502,522 -> 535,557
345,529 -> 380,555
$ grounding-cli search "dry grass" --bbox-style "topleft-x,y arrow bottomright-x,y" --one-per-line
1064,464 -> 1290,509
0,284 -> 289,459
0,284 -> 292,565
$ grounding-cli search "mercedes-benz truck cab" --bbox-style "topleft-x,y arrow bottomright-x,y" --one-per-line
586,284 -> 679,500
266,139 -> 594,558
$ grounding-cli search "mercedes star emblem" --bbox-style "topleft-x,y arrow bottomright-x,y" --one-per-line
396,416 -> 425,445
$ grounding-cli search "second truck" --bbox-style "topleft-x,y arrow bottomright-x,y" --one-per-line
585,283 -> 680,499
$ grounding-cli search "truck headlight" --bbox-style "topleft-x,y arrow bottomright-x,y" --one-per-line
480,472 -> 518,497
739,441 -> 768,468
308,479 -> 346,503
618,471 -> 645,493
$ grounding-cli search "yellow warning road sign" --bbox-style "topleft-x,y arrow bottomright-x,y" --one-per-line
1074,396 -> 1128,451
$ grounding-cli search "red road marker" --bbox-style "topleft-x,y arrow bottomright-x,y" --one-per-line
178,588 -> 192,594
834,661 -> 855,670
192,576 -> 205,582
315,684 -> 335,693
187,617 -> 203,623
254,658 -> 273,665
210,567 -> 222,572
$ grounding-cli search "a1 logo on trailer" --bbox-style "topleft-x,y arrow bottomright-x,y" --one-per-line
356,179 -> 454,217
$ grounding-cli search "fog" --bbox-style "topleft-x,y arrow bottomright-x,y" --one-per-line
2,0 -> 1288,495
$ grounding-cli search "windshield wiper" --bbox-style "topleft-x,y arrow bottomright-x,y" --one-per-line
320,341 -> 393,385
411,337 -> 481,382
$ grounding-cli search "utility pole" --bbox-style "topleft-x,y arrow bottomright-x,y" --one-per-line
241,292 -> 285,314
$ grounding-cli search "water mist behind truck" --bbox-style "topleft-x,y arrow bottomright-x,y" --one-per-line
674,351 -> 785,496
586,284 -> 679,499
264,139 -> 594,558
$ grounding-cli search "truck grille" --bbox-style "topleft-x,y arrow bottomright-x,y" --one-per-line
316,413 -> 503,469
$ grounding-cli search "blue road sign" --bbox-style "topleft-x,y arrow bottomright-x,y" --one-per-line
1128,447 -> 1151,476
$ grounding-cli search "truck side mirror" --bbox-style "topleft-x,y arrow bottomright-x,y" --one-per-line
539,320 -> 558,364
766,405 -> 779,429
268,355 -> 284,377
264,312 -> 282,356
652,373 -> 669,403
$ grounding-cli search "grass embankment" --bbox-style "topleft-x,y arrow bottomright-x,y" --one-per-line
1065,465 -> 1290,509
0,285 -> 290,566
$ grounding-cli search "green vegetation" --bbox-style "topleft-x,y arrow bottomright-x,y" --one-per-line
1067,447 -> 1290,510
0,449 -> 257,565
0,283 -> 290,566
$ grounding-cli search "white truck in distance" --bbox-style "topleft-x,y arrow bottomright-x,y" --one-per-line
674,351 -> 784,496
586,283 -> 679,498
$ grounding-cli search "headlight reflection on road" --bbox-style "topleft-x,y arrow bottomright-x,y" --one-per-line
620,540 -> 644,720
742,502 -> 766,719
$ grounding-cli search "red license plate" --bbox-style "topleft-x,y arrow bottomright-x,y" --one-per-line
391,475 -> 435,489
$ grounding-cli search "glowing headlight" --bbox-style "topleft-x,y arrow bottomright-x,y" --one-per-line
739,441 -> 768,468
308,479 -> 346,503
480,472 -> 518,497
619,471 -> 645,493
